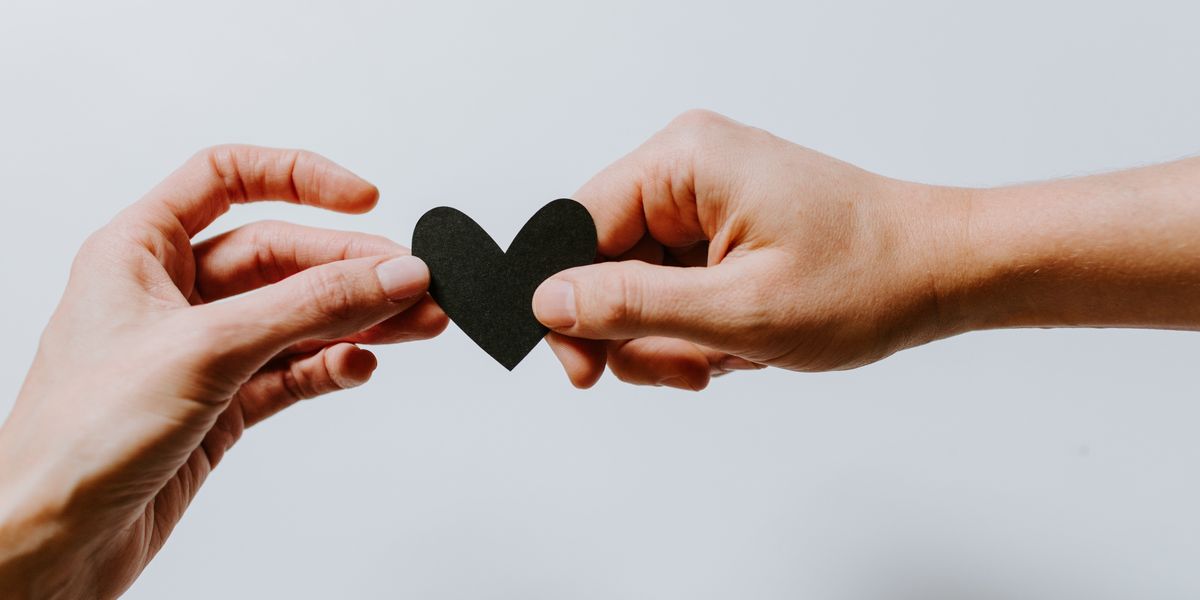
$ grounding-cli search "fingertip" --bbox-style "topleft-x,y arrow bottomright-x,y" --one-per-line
327,343 -> 378,388
347,345 -> 379,376
419,298 -> 451,337
335,177 -> 379,214
547,332 -> 605,389
351,182 -> 381,214
570,368 -> 603,389
394,293 -> 448,334
311,153 -> 380,214
347,296 -> 448,345
572,155 -> 654,257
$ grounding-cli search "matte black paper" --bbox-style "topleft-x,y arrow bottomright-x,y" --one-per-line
411,198 -> 597,370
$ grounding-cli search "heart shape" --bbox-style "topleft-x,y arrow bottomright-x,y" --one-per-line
411,198 -> 597,370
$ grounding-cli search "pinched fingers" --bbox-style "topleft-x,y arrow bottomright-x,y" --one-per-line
191,254 -> 432,379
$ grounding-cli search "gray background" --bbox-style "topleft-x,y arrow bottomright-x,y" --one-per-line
2,1 -> 1199,598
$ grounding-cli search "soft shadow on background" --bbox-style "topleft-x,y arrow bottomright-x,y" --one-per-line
2,1 -> 1199,598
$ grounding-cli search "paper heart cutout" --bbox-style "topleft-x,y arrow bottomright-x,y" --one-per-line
411,198 -> 597,370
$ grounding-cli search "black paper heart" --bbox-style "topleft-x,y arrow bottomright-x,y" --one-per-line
411,198 -> 597,370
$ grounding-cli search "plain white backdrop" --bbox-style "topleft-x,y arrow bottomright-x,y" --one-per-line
3,1 -> 1200,598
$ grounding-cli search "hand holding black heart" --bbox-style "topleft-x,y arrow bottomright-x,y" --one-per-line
411,198 -> 597,369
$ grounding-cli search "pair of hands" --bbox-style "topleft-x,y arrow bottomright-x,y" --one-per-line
5,110 -> 921,595
6,109 -> 1200,597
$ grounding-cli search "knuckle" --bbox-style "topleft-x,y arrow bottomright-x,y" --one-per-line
191,316 -> 241,354
651,110 -> 732,191
71,226 -> 114,270
194,144 -> 241,171
196,143 -> 240,158
589,268 -> 640,334
282,350 -> 340,401
662,109 -> 734,151
356,232 -> 406,256
275,148 -> 305,199
197,144 -> 250,204
639,153 -> 682,196
244,220 -> 291,282
667,108 -> 726,132
302,269 -> 358,323
339,230 -> 403,260
281,363 -> 317,401
662,112 -> 710,150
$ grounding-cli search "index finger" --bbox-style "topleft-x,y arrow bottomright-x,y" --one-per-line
138,144 -> 379,236
575,109 -> 741,258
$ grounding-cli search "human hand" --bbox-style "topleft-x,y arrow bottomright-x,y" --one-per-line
536,110 -> 1200,391
533,110 -> 970,390
0,146 -> 447,598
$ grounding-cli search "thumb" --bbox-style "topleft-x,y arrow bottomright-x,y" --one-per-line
198,254 -> 430,365
533,259 -> 749,347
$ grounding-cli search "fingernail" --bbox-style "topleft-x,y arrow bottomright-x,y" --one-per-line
719,356 -> 762,372
659,376 -> 698,391
375,255 -> 428,300
533,279 -> 577,328
337,370 -> 371,389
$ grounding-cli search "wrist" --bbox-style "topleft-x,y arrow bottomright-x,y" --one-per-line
0,429 -> 80,596
0,488 -> 73,597
883,180 -> 985,343
906,182 -> 1052,338
944,184 -> 1051,332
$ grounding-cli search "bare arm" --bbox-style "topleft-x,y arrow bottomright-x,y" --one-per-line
946,158 -> 1200,333
533,110 -> 1200,389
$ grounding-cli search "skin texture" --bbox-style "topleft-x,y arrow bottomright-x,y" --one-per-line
534,109 -> 1200,390
0,146 -> 447,598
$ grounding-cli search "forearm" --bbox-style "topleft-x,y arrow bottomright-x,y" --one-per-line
940,157 -> 1200,334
